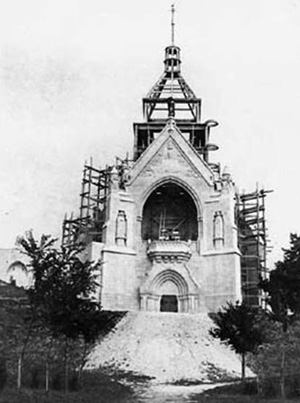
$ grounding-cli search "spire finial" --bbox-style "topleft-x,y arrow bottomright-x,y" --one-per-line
171,4 -> 175,45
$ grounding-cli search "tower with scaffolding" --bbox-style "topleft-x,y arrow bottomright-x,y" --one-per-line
62,7 -> 271,313
236,189 -> 272,307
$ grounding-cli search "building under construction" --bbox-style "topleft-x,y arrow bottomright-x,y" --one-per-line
62,10 -> 271,312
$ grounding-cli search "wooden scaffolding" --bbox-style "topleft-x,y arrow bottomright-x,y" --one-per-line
62,162 -> 111,246
236,188 -> 272,307
133,42 -> 219,172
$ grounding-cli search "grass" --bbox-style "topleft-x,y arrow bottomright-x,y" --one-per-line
0,387 -> 133,403
0,370 -> 134,403
1,375 -> 300,402
192,381 -> 300,402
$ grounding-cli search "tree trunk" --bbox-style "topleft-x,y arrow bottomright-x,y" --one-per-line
256,375 -> 262,397
45,361 -> 49,392
17,356 -> 22,389
64,337 -> 69,394
78,341 -> 88,390
18,312 -> 34,389
241,353 -> 246,381
64,361 -> 68,394
280,346 -> 285,401
45,334 -> 54,393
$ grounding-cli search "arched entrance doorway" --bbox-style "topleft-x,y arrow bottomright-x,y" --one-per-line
142,183 -> 198,241
146,269 -> 188,313
140,268 -> 202,313
160,295 -> 178,312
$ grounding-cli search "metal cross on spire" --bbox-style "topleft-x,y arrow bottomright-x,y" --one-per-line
171,4 -> 175,45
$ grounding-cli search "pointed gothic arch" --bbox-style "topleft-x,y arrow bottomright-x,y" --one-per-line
141,180 -> 199,241
139,176 -> 202,219
150,269 -> 189,295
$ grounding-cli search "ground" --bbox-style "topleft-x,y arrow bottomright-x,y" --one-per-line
1,380 -> 299,403
86,311 -> 252,383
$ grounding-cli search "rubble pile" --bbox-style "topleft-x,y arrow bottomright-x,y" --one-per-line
87,312 -> 252,383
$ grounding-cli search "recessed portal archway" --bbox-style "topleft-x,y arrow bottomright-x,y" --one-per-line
142,183 -> 198,241
140,268 -> 201,313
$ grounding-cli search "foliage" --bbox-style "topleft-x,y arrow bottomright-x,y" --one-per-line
0,298 -> 124,390
261,233 -> 300,331
9,231 -> 124,391
210,301 -> 266,379
210,301 -> 266,356
252,317 -> 300,399
257,233 -> 300,399
16,231 -> 106,343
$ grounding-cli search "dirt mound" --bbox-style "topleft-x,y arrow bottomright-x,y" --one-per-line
86,312 -> 251,383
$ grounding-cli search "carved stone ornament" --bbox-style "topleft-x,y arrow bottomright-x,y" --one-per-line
147,240 -> 191,263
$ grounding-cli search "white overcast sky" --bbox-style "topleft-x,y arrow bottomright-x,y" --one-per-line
0,0 -> 299,266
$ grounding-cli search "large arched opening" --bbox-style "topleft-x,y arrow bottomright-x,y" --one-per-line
142,183 -> 198,241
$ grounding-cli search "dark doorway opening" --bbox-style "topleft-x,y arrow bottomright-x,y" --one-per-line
160,295 -> 178,312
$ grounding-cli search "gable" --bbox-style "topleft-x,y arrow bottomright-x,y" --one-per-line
129,120 -> 214,186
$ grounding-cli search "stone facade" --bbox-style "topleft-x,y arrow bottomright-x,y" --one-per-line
87,118 -> 241,313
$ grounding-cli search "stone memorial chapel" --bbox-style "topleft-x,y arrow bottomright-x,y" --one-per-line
62,17 -> 269,314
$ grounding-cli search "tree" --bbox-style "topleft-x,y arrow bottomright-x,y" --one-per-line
210,301 -> 266,380
15,231 -> 115,390
261,233 -> 300,330
252,318 -> 300,399
17,231 -> 103,340
260,233 -> 300,399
